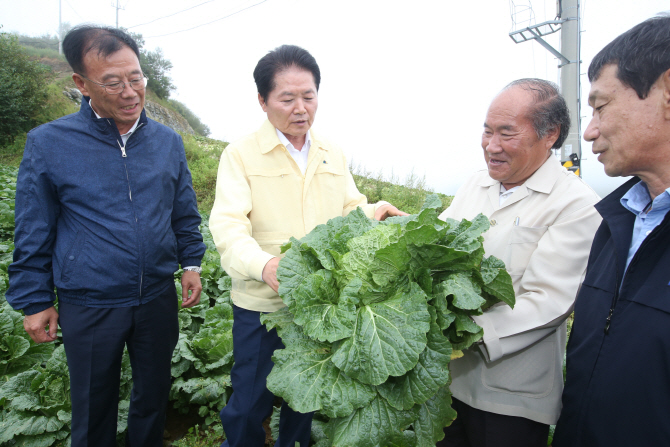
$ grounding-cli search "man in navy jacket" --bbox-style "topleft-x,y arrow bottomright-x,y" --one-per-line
553,14 -> 670,446
6,25 -> 206,447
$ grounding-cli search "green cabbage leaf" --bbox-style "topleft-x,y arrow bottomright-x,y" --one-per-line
262,195 -> 514,446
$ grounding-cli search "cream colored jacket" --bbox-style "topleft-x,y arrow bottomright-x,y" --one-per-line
209,120 -> 381,312
438,156 -> 601,425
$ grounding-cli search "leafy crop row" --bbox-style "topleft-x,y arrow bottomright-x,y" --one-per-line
0,223 -> 234,446
0,162 -> 236,445
0,166 -> 512,447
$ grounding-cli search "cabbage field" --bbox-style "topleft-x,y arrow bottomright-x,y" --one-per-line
0,163 -> 515,446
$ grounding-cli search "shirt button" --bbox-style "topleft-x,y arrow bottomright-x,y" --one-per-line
69,255 -> 75,260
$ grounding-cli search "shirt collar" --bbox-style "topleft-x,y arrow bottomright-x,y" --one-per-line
478,154 -> 562,193
621,180 -> 670,216
499,183 -> 520,195
276,127 -> 311,152
89,99 -> 140,137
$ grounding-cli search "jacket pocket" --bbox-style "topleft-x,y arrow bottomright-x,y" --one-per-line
506,225 -> 548,276
247,168 -> 300,223
61,231 -> 86,283
253,231 -> 291,257
481,334 -> 556,397
315,161 -> 345,176
311,161 -> 347,211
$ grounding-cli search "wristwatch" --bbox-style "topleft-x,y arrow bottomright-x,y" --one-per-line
183,266 -> 202,274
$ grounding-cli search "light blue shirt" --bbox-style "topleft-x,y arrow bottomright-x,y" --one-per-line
620,181 -> 670,273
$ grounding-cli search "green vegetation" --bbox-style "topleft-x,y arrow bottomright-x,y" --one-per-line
352,164 -> 452,215
141,48 -> 176,100
0,32 -> 55,145
15,33 -> 64,61
172,425 -> 225,447
262,198 -> 514,446
170,99 -> 212,137
182,134 -> 227,213
0,78 -> 79,166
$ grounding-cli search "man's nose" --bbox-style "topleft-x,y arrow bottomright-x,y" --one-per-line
583,118 -> 599,142
120,82 -> 138,98
484,134 -> 503,153
294,99 -> 306,114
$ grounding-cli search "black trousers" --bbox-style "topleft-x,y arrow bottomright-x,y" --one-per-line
220,305 -> 313,447
59,287 -> 179,447
436,398 -> 550,447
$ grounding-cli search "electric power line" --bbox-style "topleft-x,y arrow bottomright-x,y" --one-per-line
127,0 -> 221,29
143,0 -> 268,39
63,0 -> 84,21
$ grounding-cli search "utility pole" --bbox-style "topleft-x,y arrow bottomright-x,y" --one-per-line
559,0 -> 581,172
58,0 -> 63,55
112,0 -> 124,28
508,0 -> 582,175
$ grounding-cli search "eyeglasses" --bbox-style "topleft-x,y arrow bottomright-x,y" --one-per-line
77,74 -> 148,95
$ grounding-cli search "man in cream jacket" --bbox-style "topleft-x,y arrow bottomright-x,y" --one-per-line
209,45 -> 405,447
436,79 -> 601,447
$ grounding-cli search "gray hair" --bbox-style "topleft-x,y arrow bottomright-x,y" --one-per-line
504,78 -> 570,149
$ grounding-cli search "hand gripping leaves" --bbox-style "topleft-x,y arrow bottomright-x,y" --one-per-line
261,195 -> 515,447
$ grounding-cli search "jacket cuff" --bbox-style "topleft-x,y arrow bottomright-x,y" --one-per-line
472,313 -> 503,362
180,258 -> 202,268
23,302 -> 56,316
249,251 -> 276,283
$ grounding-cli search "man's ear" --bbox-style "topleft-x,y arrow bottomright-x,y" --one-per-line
258,93 -> 267,112
661,68 -> 670,120
72,73 -> 90,97
544,125 -> 560,150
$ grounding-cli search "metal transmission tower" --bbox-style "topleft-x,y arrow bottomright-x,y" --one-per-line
509,0 -> 582,176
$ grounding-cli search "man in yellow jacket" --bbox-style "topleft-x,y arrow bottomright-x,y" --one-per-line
209,44 -> 405,447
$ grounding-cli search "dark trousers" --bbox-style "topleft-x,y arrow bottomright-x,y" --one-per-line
436,398 -> 550,447
220,305 -> 313,447
59,287 -> 179,447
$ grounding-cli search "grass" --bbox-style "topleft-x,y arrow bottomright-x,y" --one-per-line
171,425 -> 225,447
20,45 -> 64,61
351,163 -> 453,215
181,134 -> 228,213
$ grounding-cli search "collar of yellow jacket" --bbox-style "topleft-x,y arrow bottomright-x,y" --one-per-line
257,119 -> 328,155
477,154 -> 562,195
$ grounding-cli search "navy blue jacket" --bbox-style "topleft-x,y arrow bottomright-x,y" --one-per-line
554,177 -> 670,446
6,99 -> 206,315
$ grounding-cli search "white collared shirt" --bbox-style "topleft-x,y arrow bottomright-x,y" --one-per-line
89,99 -> 140,145
276,128 -> 311,175
499,184 -> 520,206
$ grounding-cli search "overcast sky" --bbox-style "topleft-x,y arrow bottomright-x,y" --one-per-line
2,0 -> 668,197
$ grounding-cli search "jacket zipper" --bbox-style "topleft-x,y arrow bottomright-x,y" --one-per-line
603,240 -> 621,334
117,123 -> 145,300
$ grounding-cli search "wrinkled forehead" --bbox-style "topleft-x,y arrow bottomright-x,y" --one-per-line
484,87 -> 533,128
